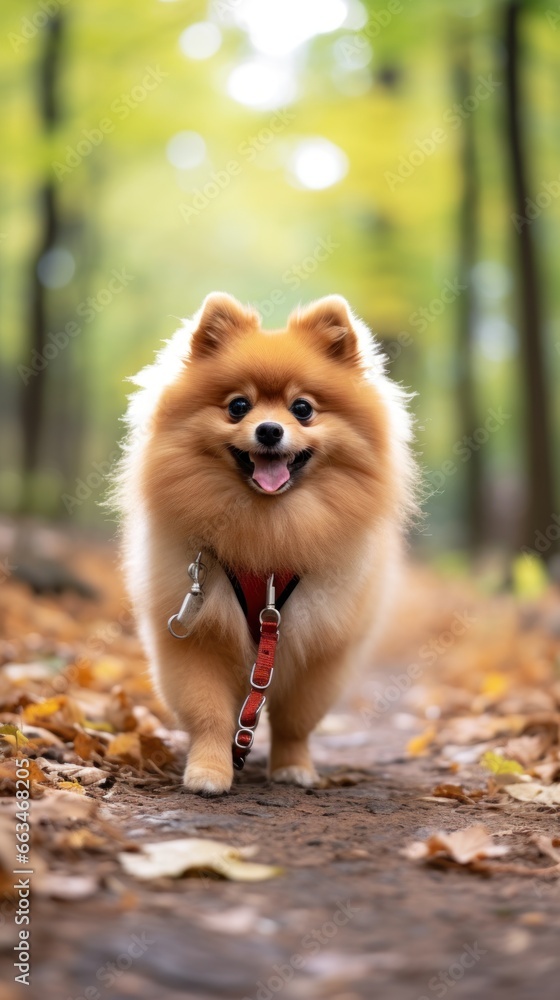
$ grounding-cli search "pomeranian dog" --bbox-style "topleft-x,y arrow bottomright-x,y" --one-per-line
116,293 -> 415,795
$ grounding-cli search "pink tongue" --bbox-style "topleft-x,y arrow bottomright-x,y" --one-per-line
251,454 -> 291,493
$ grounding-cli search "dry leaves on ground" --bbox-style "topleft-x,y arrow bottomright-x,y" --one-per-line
118,838 -> 283,882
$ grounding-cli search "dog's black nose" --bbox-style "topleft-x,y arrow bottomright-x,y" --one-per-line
255,422 -> 284,447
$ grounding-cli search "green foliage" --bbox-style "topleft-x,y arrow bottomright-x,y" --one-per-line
0,0 -> 559,544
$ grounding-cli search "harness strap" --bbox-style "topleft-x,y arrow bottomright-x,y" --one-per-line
232,618 -> 279,770
224,568 -> 299,643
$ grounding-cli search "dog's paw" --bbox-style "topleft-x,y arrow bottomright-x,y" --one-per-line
270,765 -> 319,788
182,765 -> 232,797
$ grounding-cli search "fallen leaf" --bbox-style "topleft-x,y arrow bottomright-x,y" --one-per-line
504,782 -> 560,805
73,729 -> 107,760
139,734 -> 175,770
34,873 -> 99,900
503,734 -> 554,768
0,758 -> 49,790
407,727 -> 435,756
320,770 -> 369,787
106,686 -> 136,733
481,751 -> 525,776
56,780 -> 86,794
0,724 -> 28,748
53,828 -> 109,853
481,673 -> 510,699
532,835 -> 560,864
36,759 -> 111,787
23,696 -> 84,740
404,825 -> 509,865
29,789 -> 98,824
118,838 -> 283,882
430,784 -> 484,803
106,731 -> 141,764
512,553 -> 548,599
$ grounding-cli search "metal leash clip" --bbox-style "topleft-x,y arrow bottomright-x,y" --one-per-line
258,573 -> 281,632
167,551 -> 206,639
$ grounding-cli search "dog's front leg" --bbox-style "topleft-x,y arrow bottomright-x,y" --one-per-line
267,651 -> 346,787
154,632 -> 244,795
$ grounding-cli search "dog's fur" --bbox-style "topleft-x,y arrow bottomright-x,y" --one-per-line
115,293 -> 416,794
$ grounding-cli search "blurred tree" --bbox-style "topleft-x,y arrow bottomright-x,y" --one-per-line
19,12 -> 65,508
453,29 -> 484,551
504,0 -> 557,556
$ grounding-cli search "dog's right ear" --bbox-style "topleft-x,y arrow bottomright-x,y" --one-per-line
190,292 -> 260,358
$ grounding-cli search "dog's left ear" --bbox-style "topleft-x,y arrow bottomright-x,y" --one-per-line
289,295 -> 360,364
190,292 -> 260,358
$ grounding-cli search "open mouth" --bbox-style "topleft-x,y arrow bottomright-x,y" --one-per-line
228,447 -> 314,494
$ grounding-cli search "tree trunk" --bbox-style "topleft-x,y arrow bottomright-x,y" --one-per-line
20,14 -> 64,499
504,0 -> 556,555
453,40 -> 485,551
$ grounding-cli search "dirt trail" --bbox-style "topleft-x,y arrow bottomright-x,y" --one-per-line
0,529 -> 559,999
24,708 -> 560,1000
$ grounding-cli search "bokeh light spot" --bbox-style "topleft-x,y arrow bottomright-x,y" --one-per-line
288,138 -> 349,190
37,248 -> 75,289
166,131 -> 206,169
179,22 -> 222,60
227,59 -> 297,110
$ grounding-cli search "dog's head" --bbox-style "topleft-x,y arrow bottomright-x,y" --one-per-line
134,293 -> 414,570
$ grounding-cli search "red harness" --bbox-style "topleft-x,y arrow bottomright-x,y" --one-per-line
225,569 -> 299,644
226,569 -> 299,769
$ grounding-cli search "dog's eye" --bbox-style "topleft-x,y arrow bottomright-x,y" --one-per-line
290,398 -> 314,422
228,397 -> 252,420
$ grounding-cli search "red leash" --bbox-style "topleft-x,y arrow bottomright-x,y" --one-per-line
232,575 -> 280,770
167,559 -> 294,771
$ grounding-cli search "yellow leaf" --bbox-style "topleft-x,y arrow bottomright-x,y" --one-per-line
481,673 -> 509,698
83,720 -> 115,733
512,554 -> 548,600
407,726 -> 435,756
57,780 -> 86,794
107,732 -> 141,763
0,724 -> 28,747
481,751 -> 524,775
92,657 -> 127,685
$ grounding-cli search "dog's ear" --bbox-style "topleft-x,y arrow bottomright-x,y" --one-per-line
289,295 -> 360,364
190,292 -> 260,358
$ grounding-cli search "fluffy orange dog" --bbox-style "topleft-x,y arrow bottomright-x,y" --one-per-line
117,293 -> 415,794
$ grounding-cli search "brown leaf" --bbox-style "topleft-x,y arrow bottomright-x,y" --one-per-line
404,825 -> 509,865
106,731 -> 141,764
430,784 -> 484,804
73,729 -> 106,761
105,686 -> 136,733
